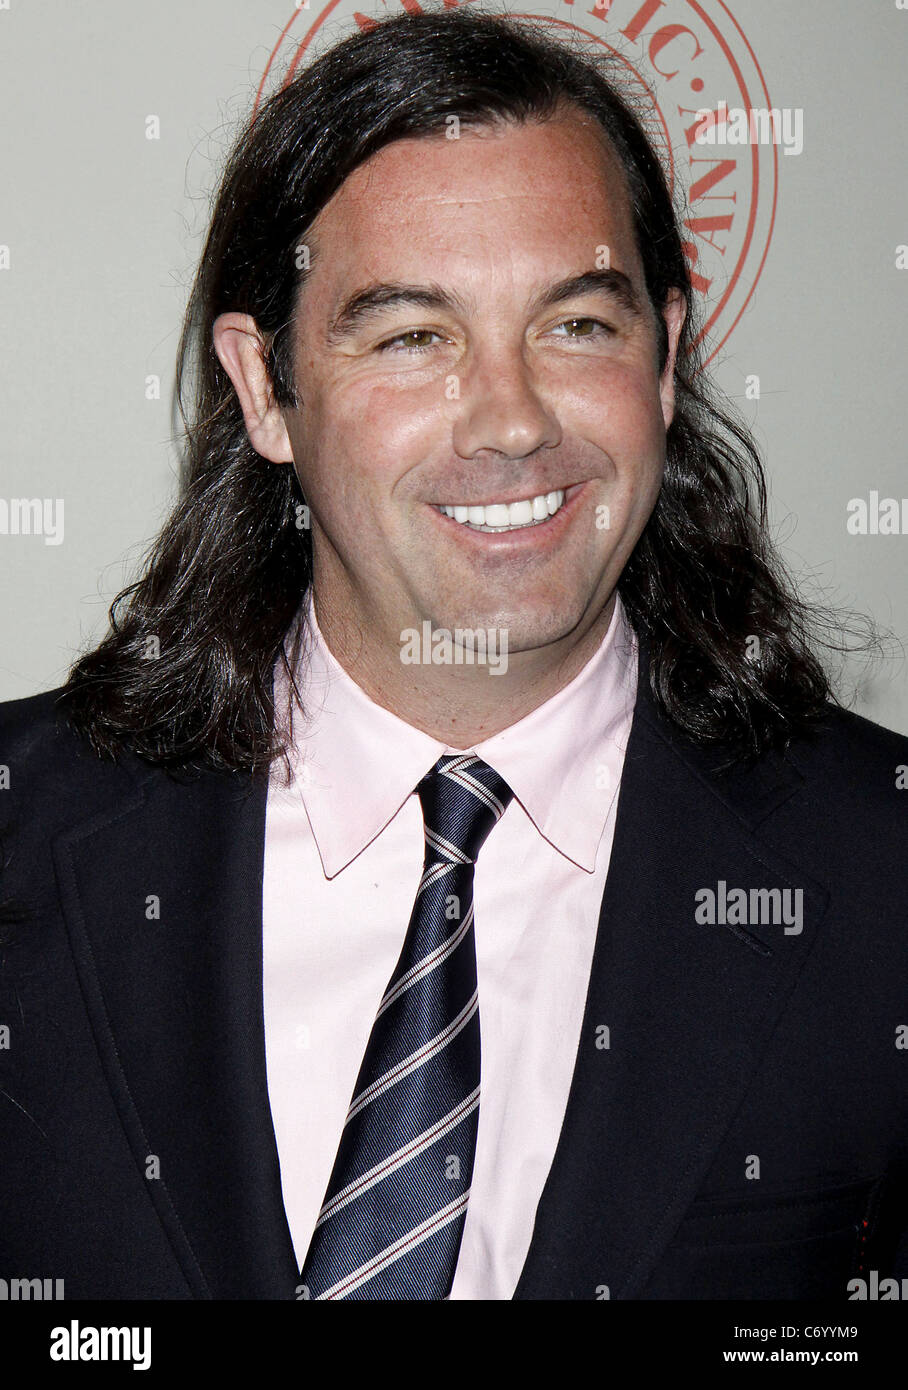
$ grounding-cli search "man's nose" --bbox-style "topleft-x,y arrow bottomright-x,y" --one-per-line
451,342 -> 562,461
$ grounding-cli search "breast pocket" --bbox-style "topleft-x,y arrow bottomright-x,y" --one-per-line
640,1174 -> 884,1300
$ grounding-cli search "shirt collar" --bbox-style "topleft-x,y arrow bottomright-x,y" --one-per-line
273,594 -> 638,877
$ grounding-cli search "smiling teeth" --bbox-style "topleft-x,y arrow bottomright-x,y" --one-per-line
439,490 -> 565,532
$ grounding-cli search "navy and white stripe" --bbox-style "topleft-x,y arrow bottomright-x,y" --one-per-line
298,753 -> 513,1300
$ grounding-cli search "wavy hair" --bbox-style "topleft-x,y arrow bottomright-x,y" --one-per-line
58,6 -> 871,774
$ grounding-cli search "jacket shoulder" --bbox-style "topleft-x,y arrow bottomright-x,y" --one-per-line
783,700 -> 908,796
0,685 -> 150,829
1,683 -> 103,766
763,702 -> 908,885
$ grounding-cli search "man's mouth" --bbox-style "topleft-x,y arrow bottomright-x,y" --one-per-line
434,490 -> 566,533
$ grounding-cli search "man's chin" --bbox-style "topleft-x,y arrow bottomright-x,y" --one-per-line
419,602 -> 596,656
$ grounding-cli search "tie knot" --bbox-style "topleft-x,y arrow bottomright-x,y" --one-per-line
417,754 -> 513,865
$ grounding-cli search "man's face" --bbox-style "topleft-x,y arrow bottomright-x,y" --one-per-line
282,111 -> 684,655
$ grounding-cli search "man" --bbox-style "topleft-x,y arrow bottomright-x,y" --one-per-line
0,9 -> 905,1301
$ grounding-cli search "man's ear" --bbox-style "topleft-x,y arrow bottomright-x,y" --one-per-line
658,288 -> 687,431
212,312 -> 295,463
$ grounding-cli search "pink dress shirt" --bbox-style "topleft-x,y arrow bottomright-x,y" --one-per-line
262,594 -> 638,1299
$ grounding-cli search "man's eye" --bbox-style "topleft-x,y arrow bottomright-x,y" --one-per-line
550,317 -> 614,339
375,319 -> 613,353
376,329 -> 445,353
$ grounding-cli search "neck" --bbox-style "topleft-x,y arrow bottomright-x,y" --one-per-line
310,591 -> 617,748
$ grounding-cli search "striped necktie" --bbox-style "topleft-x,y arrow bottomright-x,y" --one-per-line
298,753 -> 513,1300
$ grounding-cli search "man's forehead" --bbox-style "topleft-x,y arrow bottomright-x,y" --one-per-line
313,113 -> 633,233
302,115 -> 639,304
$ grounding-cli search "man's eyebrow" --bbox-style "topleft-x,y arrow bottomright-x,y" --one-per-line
535,269 -> 645,321
326,283 -> 471,344
325,268 -> 645,343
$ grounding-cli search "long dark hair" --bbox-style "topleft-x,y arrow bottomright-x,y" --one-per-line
57,6 -> 872,775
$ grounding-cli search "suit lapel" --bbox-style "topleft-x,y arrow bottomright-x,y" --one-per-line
51,645 -> 832,1302
513,668 -> 830,1300
53,759 -> 299,1299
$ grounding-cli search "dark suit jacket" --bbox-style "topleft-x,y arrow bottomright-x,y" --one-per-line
1,662 -> 906,1301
